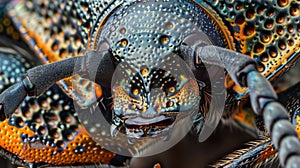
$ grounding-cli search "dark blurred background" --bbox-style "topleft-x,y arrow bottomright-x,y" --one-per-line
0,157 -> 16,168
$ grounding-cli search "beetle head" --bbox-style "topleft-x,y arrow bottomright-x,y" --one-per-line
111,53 -> 201,139
81,0 -> 226,147
89,0 -> 207,140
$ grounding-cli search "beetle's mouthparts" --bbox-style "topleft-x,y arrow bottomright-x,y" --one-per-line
111,115 -> 176,139
124,115 -> 175,139
124,116 -> 174,127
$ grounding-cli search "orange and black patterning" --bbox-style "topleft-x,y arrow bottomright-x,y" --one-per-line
0,0 -> 123,167
0,51 -> 122,166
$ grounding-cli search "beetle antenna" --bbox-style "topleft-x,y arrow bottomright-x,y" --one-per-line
180,31 -> 300,167
0,50 -> 114,120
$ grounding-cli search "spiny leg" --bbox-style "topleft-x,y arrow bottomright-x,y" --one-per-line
213,80 -> 300,167
180,31 -> 300,167
213,138 -> 277,167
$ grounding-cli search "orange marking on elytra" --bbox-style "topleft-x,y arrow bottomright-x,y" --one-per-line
0,119 -> 115,165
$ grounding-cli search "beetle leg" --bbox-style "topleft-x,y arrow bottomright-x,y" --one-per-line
215,81 -> 300,167
180,32 -> 257,88
213,138 -> 277,167
246,68 -> 300,168
180,32 -> 300,167
0,50 -> 114,120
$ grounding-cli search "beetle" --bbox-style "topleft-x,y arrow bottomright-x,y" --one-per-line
0,0 -> 299,167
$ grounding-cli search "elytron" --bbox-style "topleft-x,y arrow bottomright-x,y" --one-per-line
0,0 -> 299,167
